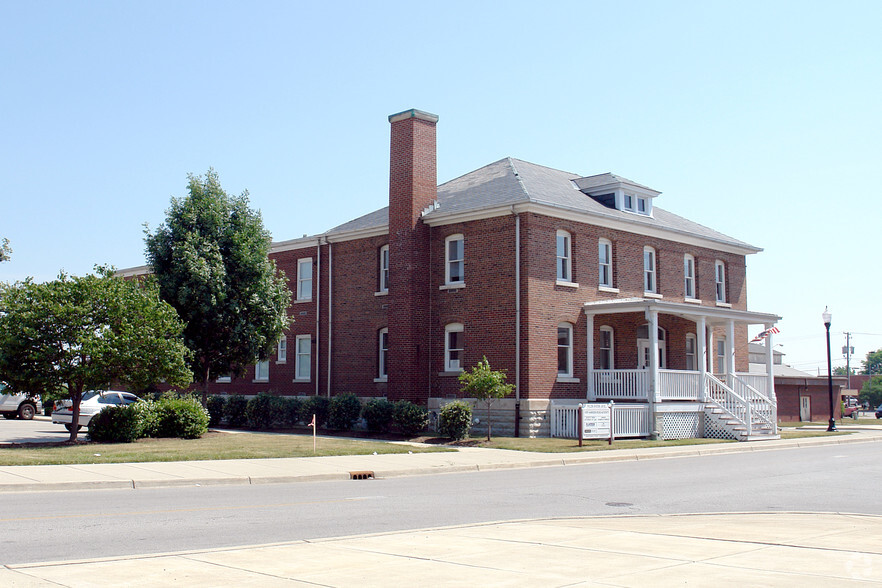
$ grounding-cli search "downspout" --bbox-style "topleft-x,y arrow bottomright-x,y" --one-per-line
512,206 -> 521,437
327,241 -> 333,398
315,239 -> 322,397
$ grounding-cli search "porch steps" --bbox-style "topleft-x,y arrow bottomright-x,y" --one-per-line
705,405 -> 778,442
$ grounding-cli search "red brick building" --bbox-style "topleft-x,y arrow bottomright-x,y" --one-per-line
135,109 -> 783,439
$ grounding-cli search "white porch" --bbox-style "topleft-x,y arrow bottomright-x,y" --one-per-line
579,298 -> 781,441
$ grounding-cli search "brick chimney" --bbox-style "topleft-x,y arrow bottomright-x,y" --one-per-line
387,109 -> 438,402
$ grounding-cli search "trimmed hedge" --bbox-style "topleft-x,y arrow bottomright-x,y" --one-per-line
88,405 -> 142,443
224,395 -> 249,427
301,395 -> 329,428
153,397 -> 209,439
392,400 -> 428,437
246,393 -> 280,430
362,398 -> 395,432
328,393 -> 361,430
87,397 -> 209,442
206,395 -> 227,427
439,400 -> 472,440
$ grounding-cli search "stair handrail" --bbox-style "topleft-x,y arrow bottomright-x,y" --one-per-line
705,373 -> 752,436
731,373 -> 777,435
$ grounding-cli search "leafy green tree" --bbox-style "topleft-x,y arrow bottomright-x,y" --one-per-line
859,376 -> 882,409
862,349 -> 882,375
0,238 -> 11,262
144,169 -> 291,403
833,366 -> 855,376
0,267 -> 192,441
458,356 -> 514,441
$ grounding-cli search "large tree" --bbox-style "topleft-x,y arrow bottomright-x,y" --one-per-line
862,349 -> 882,375
0,238 -> 11,262
859,376 -> 882,409
144,169 -> 291,402
0,267 -> 192,441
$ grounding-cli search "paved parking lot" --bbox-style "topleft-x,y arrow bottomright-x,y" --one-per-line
0,415 -> 69,444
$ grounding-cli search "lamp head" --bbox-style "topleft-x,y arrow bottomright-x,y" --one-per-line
822,306 -> 832,327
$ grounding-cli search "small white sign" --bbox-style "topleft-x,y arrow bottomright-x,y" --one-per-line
581,403 -> 611,439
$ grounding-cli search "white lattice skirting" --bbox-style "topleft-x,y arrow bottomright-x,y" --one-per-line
658,412 -> 702,440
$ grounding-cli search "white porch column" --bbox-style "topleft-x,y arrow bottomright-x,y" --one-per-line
586,313 -> 595,401
726,319 -> 736,388
648,309 -> 660,402
764,323 -> 776,400
697,315 -> 707,401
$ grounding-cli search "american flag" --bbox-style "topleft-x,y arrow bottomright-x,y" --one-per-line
751,326 -> 780,343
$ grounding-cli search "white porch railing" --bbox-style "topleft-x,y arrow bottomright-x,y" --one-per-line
592,370 -> 648,400
735,373 -> 771,399
705,373 -> 777,437
732,374 -> 777,431
658,369 -> 702,400
550,402 -> 651,439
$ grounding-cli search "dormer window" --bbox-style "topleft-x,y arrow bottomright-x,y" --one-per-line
623,194 -> 634,211
572,174 -> 659,217
637,198 -> 648,214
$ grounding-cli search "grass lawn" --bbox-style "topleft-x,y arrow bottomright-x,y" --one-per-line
0,431 -> 451,466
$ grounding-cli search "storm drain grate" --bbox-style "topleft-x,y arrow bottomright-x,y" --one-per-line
350,471 -> 375,480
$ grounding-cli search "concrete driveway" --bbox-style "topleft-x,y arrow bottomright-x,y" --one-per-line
0,415 -> 69,444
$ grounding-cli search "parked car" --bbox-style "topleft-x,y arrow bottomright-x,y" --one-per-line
843,404 -> 861,419
876,405 -> 882,420
0,383 -> 42,420
52,390 -> 141,432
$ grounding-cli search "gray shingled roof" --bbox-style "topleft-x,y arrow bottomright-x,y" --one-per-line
326,157 -> 758,252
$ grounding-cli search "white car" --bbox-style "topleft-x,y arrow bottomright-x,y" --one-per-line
52,390 -> 142,432
0,383 -> 42,420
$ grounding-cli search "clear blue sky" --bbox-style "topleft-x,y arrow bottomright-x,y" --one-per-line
2,1 -> 880,376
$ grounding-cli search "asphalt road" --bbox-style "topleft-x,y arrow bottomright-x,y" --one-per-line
1,441 -> 880,565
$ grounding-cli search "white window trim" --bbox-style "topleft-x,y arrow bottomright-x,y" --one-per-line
296,258 -> 313,302
445,234 -> 464,286
599,325 -> 615,370
685,333 -> 697,371
715,336 -> 727,374
254,359 -> 269,382
376,327 -> 389,382
715,260 -> 727,303
643,246 -> 657,294
557,322 -> 574,379
444,323 -> 464,372
684,254 -> 695,300
215,375 -> 231,383
378,245 -> 390,294
623,194 -> 635,212
556,230 -> 572,283
598,239 -> 613,288
276,336 -> 287,364
294,334 -> 311,381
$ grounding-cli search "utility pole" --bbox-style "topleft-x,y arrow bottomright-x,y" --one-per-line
842,332 -> 854,390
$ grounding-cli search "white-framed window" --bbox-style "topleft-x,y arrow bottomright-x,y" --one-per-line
637,197 -> 648,214
685,333 -> 697,371
623,194 -> 634,211
684,254 -> 696,299
599,326 -> 614,370
255,360 -> 269,382
297,258 -> 313,301
557,323 -> 573,377
643,246 -> 657,294
215,374 -> 231,383
598,239 -> 612,288
715,260 -> 726,303
715,336 -> 727,374
295,335 -> 311,381
379,245 -> 390,293
444,323 -> 464,372
277,336 -> 287,363
378,328 -> 389,380
556,230 -> 572,282
445,234 -> 464,285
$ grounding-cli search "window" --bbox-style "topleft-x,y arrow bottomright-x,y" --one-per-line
556,230 -> 572,282
379,245 -> 390,293
715,337 -> 727,374
277,336 -> 287,363
295,335 -> 311,380
557,323 -> 573,377
643,247 -> 657,294
599,326 -> 614,370
297,258 -> 313,301
215,374 -> 231,383
255,360 -> 269,382
685,334 -> 697,371
598,239 -> 612,287
715,260 -> 726,303
445,234 -> 464,285
623,194 -> 634,211
444,323 -> 464,371
684,254 -> 696,299
637,197 -> 647,214
378,328 -> 389,380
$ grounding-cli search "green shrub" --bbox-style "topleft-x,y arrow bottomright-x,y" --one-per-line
301,395 -> 329,428
327,393 -> 361,431
153,397 -> 209,439
206,395 -> 227,427
224,395 -> 249,427
87,405 -> 142,443
246,393 -> 279,429
362,398 -> 395,432
392,400 -> 428,437
132,400 -> 161,438
278,396 -> 302,427
438,400 -> 472,440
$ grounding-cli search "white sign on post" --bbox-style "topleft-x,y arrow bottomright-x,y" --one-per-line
581,403 -> 611,440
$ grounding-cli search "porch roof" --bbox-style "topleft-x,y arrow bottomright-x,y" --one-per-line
583,297 -> 780,327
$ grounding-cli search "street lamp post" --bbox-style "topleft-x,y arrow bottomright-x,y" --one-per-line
823,307 -> 836,432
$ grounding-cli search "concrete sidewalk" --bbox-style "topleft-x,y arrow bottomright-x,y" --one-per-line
3,512 -> 880,586
1,427 -> 881,493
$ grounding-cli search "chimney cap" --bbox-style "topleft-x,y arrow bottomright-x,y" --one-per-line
388,109 -> 439,124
